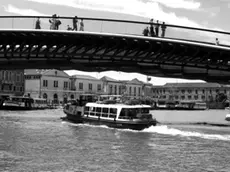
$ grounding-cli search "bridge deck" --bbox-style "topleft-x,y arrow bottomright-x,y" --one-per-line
0,16 -> 230,83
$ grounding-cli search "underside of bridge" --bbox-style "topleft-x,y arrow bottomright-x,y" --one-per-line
1,29 -> 230,83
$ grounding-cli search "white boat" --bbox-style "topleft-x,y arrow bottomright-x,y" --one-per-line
225,114 -> 230,121
63,100 -> 157,130
1,96 -> 48,110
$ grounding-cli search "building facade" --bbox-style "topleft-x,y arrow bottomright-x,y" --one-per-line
0,70 -> 25,97
152,82 -> 230,102
70,74 -> 104,99
25,69 -> 71,104
100,76 -> 124,95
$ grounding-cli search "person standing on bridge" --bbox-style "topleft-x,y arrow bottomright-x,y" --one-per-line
215,38 -> 219,45
55,16 -> 62,30
79,19 -> 84,31
149,19 -> 155,37
49,14 -> 56,30
155,20 -> 160,37
35,17 -> 41,29
73,16 -> 78,31
161,22 -> 167,37
142,26 -> 149,36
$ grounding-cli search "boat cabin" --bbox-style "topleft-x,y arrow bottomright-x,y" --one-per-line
84,102 -> 152,121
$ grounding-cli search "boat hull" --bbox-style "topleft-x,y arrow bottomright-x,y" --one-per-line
64,111 -> 156,130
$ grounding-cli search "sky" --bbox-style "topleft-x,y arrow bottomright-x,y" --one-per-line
0,0 -> 228,85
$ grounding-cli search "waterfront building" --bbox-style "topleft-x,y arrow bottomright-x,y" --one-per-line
152,82 -> 230,103
24,69 -> 71,104
0,70 -> 25,97
124,78 -> 144,98
70,74 -> 104,99
100,76 -> 124,95
100,76 -> 152,98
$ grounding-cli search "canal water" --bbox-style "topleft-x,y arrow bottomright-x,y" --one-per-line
0,109 -> 230,172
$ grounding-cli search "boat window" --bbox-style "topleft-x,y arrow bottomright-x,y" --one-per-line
119,108 -> 139,119
110,108 -> 117,114
109,114 -> 116,118
96,107 -> 101,112
141,108 -> 149,113
85,106 -> 89,112
96,107 -> 101,117
101,114 -> 108,117
89,106 -> 95,111
102,108 -> 109,113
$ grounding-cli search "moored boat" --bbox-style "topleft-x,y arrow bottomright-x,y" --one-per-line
63,100 -> 157,130
225,114 -> 230,121
0,96 -> 49,110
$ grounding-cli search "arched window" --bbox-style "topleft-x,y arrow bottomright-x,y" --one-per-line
43,93 -> 47,99
53,94 -> 58,104
5,71 -> 8,80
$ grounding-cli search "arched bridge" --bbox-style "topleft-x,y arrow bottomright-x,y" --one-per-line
1,16 -> 230,83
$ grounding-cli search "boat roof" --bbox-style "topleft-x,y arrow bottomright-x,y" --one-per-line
85,102 -> 151,108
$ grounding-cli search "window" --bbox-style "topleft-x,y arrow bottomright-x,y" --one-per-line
43,80 -> 48,87
138,87 -> 141,96
188,95 -> 192,100
109,85 -> 112,94
181,90 -> 185,94
129,87 -> 132,95
54,81 -> 58,87
181,96 -> 185,100
64,81 -> 68,89
134,87 -> 136,96
9,72 -> 11,81
16,75 -> 20,82
195,90 -> 198,94
202,95 -> 205,100
194,95 -> 198,100
79,83 -> 83,90
109,108 -> 117,118
89,83 -> 92,90
114,85 -> 117,95
97,84 -> 101,91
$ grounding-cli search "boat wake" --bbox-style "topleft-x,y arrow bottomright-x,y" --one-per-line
143,125 -> 230,141
62,121 -> 230,141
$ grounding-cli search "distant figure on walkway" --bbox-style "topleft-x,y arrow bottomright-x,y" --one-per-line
73,16 -> 78,31
142,26 -> 149,36
35,17 -> 41,29
161,22 -> 167,37
49,14 -> 57,30
155,20 -> 160,37
55,16 -> 62,30
149,19 -> 155,37
79,19 -> 84,31
67,25 -> 72,31
215,38 -> 219,45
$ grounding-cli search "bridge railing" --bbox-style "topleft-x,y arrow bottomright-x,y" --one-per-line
0,15 -> 230,47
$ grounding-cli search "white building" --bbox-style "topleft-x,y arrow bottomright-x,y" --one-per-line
24,69 -> 71,104
70,74 -> 104,99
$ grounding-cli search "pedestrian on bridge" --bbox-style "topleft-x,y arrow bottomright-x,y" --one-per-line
55,16 -> 62,30
35,17 -> 41,29
49,14 -> 56,30
161,22 -> 167,37
149,19 -> 155,37
79,19 -> 84,31
73,16 -> 78,31
155,20 -> 160,37
215,38 -> 219,45
142,26 -> 149,36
